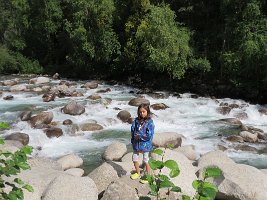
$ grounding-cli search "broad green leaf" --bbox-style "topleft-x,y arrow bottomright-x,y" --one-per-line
169,169 -> 180,178
159,174 -> 169,181
148,159 -> 164,170
2,152 -> 12,157
199,187 -> 217,199
203,167 -> 222,179
21,146 -> 33,154
0,138 -> 4,144
198,196 -> 210,200
14,178 -> 24,185
0,122 -> 9,129
17,162 -> 30,170
159,180 -> 174,188
202,181 -> 218,191
145,175 -> 155,184
7,191 -> 17,200
171,186 -> 181,192
192,180 -> 202,189
149,183 -> 158,196
182,195 -> 191,200
23,184 -> 34,192
164,160 -> 179,170
151,149 -> 163,156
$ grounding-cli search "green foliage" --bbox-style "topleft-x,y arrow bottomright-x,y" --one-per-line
147,148 -> 221,200
0,46 -> 43,74
0,122 -> 34,200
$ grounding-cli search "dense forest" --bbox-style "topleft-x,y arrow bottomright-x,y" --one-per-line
0,0 -> 267,103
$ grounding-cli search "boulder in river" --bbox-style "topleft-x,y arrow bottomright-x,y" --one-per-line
3,95 -> 14,100
87,94 -> 101,100
218,118 -> 242,126
44,128 -> 63,138
226,135 -> 244,143
35,77 -> 50,84
57,154 -> 83,170
79,123 -> 103,131
216,106 -> 232,115
233,111 -> 248,120
62,100 -> 85,115
65,168 -> 84,177
5,132 -> 29,145
52,73 -> 60,79
10,84 -> 27,92
19,111 -> 32,121
30,111 -> 53,128
82,81 -> 98,89
239,131 -> 258,143
63,119 -> 73,125
102,141 -> 127,161
117,110 -> 131,123
151,103 -> 169,110
258,108 -> 267,115
153,132 -> 183,148
3,79 -> 18,86
42,92 -> 56,102
128,97 -> 150,106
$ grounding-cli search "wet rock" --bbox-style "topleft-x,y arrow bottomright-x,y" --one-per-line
10,84 -> 27,92
51,84 -> 75,97
247,126 -> 264,133
216,106 -> 232,115
128,97 -> 150,106
30,111 -> 53,128
218,118 -> 242,126
65,168 -> 84,177
190,94 -> 199,98
19,111 -> 32,121
217,144 -> 227,151
0,140 -> 22,153
103,142 -> 127,161
100,98 -> 112,106
44,128 -> 63,138
62,100 -> 85,115
35,77 -> 50,84
173,92 -> 181,98
5,132 -> 29,145
226,135 -> 244,143
71,91 -> 84,97
3,79 -> 17,86
34,124 -> 51,129
148,92 -> 169,99
57,154 -> 83,170
219,102 -> 228,106
241,124 -> 249,131
127,117 -> 134,124
82,81 -> 98,89
42,174 -> 98,200
33,87 -> 43,92
3,95 -> 14,100
258,108 -> 267,115
153,132 -> 183,148
151,103 -> 169,110
63,119 -> 73,125
88,162 -> 119,196
96,88 -> 111,93
257,132 -> 267,141
229,103 -> 239,109
79,123 -> 103,131
117,110 -> 131,123
41,85 -> 51,91
239,131 -> 258,143
234,144 -> 258,152
52,73 -> 60,79
42,92 -> 56,102
87,94 -> 101,100
233,111 -> 248,120
113,107 -> 121,111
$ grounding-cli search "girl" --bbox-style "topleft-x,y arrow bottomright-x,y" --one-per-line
130,103 -> 155,183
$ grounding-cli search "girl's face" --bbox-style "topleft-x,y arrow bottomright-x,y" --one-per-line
139,107 -> 148,119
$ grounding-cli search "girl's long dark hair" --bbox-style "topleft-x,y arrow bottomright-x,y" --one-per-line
137,103 -> 151,121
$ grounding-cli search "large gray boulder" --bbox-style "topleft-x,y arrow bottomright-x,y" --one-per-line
57,154 -> 83,170
151,149 -> 197,197
153,132 -> 183,148
62,101 -> 85,115
42,174 -> 98,200
174,145 -> 197,161
198,151 -> 267,200
80,123 -> 103,131
226,135 -> 244,143
117,110 -> 131,122
151,103 -> 169,110
88,162 -> 119,195
102,142 -> 127,161
216,106 -> 231,115
0,141 -> 21,153
261,169 -> 267,175
65,168 -> 84,177
218,118 -> 242,126
128,98 -> 150,106
30,112 -> 53,128
5,132 -> 29,145
35,77 -> 50,84
82,81 -> 98,89
42,92 -> 56,102
102,176 -> 149,200
239,131 -> 258,142
3,79 -> 17,86
10,84 -> 27,92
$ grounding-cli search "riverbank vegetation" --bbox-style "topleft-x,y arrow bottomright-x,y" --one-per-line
0,0 -> 266,103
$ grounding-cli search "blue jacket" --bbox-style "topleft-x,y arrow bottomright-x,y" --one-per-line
131,117 -> 155,152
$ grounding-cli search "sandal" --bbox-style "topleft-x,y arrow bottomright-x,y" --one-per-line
140,179 -> 149,184
130,173 -> 140,180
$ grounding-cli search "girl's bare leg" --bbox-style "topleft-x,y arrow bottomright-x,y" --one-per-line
134,161 -> 141,175
145,162 -> 151,175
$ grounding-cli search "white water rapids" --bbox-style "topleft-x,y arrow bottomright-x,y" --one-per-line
1,75 -> 267,173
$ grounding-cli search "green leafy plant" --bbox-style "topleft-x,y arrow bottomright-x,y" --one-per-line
0,122 -> 34,200
145,148 -> 222,200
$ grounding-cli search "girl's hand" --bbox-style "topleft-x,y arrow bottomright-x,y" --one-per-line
134,134 -> 139,139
